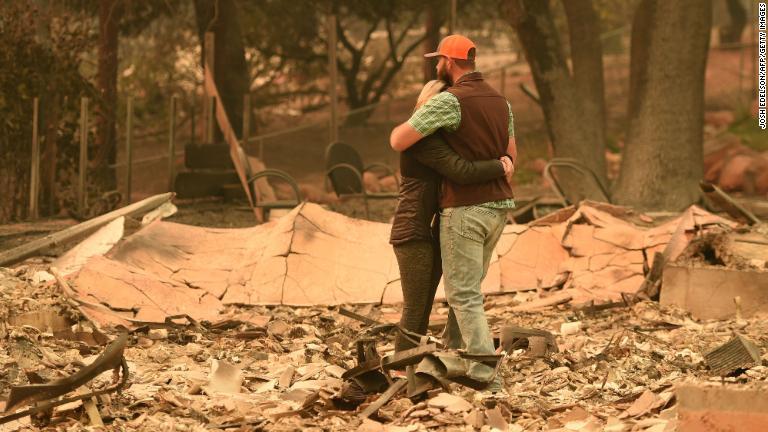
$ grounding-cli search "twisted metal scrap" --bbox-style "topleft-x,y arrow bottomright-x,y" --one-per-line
0,333 -> 129,425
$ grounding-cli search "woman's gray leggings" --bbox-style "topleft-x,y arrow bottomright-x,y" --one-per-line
393,239 -> 442,352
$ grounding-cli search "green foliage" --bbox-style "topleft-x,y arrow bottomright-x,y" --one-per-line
0,1 -> 91,222
729,113 -> 768,152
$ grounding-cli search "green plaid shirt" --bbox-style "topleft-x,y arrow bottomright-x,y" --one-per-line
407,90 -> 516,209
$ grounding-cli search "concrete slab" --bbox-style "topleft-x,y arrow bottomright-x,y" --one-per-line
660,265 -> 768,320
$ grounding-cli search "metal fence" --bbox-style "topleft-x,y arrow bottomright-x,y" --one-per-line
24,24 -> 759,217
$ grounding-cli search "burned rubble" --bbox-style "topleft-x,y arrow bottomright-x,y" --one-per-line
0,199 -> 766,431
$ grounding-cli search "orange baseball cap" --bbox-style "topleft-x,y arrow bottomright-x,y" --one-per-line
424,34 -> 476,60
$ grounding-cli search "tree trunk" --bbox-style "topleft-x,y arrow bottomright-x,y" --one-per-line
93,0 -> 121,192
562,0 -> 606,174
613,0 -> 712,211
720,0 -> 746,45
194,0 -> 250,141
41,94 -> 60,215
0,162 -> 27,223
500,0 -> 607,195
423,6 -> 440,82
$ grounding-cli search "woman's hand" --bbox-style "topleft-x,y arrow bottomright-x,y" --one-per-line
500,156 -> 515,184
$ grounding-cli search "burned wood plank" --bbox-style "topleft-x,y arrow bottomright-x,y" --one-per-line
700,180 -> 761,225
339,307 -> 381,326
358,379 -> 407,419
705,335 -> 761,376
577,293 -> 637,316
510,292 -> 572,312
0,193 -> 173,268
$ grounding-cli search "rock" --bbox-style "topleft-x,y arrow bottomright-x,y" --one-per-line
485,406 -> 508,431
560,321 -> 582,336
464,410 -> 485,428
206,359 -> 243,394
621,390 -> 664,418
325,364 -> 346,379
427,392 -> 473,413
148,329 -> 168,340
31,271 -> 54,284
267,320 -> 291,337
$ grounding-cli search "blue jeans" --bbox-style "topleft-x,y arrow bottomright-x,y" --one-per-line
439,205 -> 507,389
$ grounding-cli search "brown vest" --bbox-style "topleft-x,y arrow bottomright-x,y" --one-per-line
440,72 -> 514,208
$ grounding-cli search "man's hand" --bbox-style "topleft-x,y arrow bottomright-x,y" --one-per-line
500,155 -> 515,185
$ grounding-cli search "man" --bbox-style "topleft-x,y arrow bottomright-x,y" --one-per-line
389,34 -> 516,393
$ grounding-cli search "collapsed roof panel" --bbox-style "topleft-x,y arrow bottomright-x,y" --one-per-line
62,202 -> 736,327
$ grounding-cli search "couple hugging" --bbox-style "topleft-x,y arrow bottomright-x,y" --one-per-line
388,35 -> 516,395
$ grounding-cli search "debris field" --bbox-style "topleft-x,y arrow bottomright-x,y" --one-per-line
0,198 -> 766,431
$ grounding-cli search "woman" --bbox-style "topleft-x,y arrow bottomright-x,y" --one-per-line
390,80 -> 512,352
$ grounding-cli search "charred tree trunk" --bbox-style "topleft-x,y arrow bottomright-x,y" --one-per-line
93,0 -> 121,192
613,0 -> 712,210
194,0 -> 250,141
500,0 -> 607,188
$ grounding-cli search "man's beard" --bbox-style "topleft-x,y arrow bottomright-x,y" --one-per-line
437,63 -> 452,85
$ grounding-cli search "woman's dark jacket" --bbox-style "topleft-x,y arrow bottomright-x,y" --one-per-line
389,132 -> 504,245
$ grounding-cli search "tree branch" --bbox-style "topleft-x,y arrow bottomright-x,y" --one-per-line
335,16 -> 359,56
372,32 -> 428,103
358,18 -> 381,54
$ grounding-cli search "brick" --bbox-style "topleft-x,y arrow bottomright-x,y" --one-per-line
677,383 -> 768,432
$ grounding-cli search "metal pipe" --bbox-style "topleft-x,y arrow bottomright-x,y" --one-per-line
78,97 -> 89,214
242,93 -> 251,145
204,32 -> 216,145
206,96 -> 215,145
125,97 -> 133,204
327,13 -> 339,144
29,97 -> 40,219
168,95 -> 177,192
